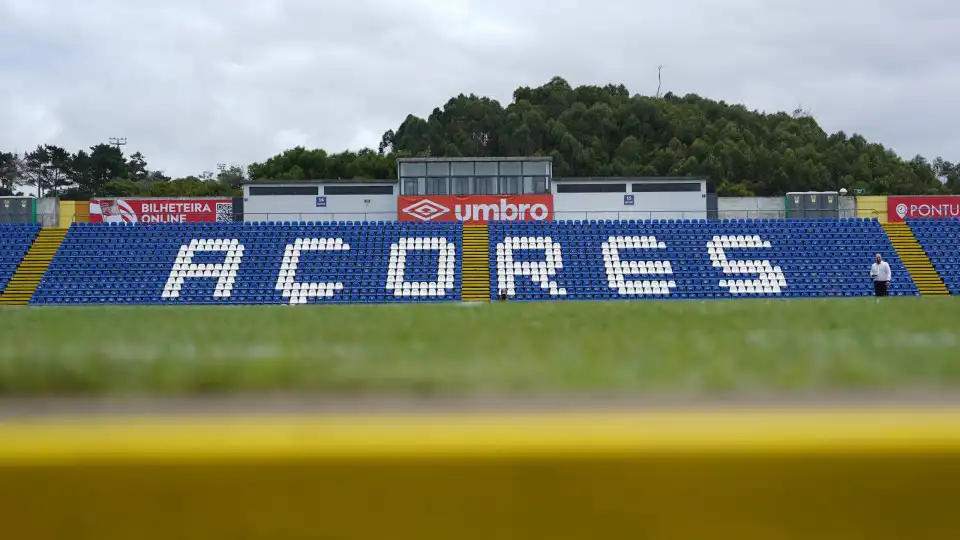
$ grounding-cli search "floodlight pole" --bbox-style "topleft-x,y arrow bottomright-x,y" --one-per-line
108,137 -> 127,151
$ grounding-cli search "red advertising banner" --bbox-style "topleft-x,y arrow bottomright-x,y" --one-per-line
398,195 -> 554,223
89,198 -> 234,223
888,196 -> 960,222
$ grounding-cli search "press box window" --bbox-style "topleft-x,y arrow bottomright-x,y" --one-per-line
425,177 -> 448,195
632,182 -> 702,192
528,176 -> 549,194
248,185 -> 319,196
402,179 -> 421,195
500,177 -> 521,195
475,177 -> 496,195
323,185 -> 393,195
555,183 -> 626,193
451,177 -> 471,195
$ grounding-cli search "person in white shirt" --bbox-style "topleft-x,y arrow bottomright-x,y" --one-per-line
870,253 -> 891,297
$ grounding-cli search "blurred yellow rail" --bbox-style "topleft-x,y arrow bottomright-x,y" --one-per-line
2,409 -> 960,539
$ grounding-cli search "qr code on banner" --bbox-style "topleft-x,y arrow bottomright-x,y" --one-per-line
215,203 -> 233,222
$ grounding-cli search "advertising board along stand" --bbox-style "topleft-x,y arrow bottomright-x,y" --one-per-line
397,195 -> 554,224
887,196 -> 960,222
89,198 -> 235,223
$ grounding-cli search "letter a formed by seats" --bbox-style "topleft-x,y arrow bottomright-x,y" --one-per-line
163,239 -> 243,300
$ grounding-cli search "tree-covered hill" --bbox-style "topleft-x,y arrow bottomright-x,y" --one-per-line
377,76 -> 959,196
4,76 -> 958,198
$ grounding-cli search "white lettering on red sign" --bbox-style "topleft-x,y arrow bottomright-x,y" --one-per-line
454,200 -> 550,222
907,204 -> 960,219
141,214 -> 188,223
140,202 -> 213,214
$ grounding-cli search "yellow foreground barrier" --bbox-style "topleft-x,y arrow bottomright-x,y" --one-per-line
3,409 -> 960,539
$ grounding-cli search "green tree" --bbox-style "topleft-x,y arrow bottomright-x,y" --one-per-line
0,152 -> 24,195
127,152 -> 150,181
23,145 -> 72,197
86,144 -> 127,194
248,147 -> 395,181
376,76 -> 952,196
216,165 -> 247,192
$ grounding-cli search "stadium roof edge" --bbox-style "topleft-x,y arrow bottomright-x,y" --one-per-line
395,156 -> 553,163
242,179 -> 398,186
553,176 -> 710,182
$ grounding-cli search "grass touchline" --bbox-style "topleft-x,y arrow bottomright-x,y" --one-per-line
1,298 -> 959,396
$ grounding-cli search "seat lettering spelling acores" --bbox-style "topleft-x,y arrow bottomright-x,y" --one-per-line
0,218 -> 919,305
489,217 -> 917,300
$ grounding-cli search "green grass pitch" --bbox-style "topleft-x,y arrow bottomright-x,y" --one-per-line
1,298 -> 959,396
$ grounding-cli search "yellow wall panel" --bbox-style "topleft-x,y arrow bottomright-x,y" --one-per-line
57,200 -> 76,227
74,200 -> 90,223
856,195 -> 888,221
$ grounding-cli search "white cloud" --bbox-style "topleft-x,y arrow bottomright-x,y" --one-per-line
1,0 -> 958,176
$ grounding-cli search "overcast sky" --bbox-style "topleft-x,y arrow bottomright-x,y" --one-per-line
1,0 -> 957,177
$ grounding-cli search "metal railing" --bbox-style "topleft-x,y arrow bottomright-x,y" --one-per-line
240,212 -> 399,222
241,211 -> 724,222
63,210 -> 719,222
33,207 -> 880,225
556,210 -> 723,220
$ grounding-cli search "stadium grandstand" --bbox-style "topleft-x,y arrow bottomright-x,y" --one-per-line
0,217 -> 922,306
0,157 -> 954,304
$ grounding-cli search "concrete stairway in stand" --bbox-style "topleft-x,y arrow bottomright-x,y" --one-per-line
881,222 -> 949,296
0,228 -> 69,306
461,224 -> 491,302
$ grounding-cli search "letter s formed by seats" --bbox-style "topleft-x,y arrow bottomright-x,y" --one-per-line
707,235 -> 787,295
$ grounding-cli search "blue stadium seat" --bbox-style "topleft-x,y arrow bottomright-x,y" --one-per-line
0,223 -> 42,291
32,222 -> 463,305
489,218 -> 919,300
908,218 -> 960,295
18,219 -> 924,305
